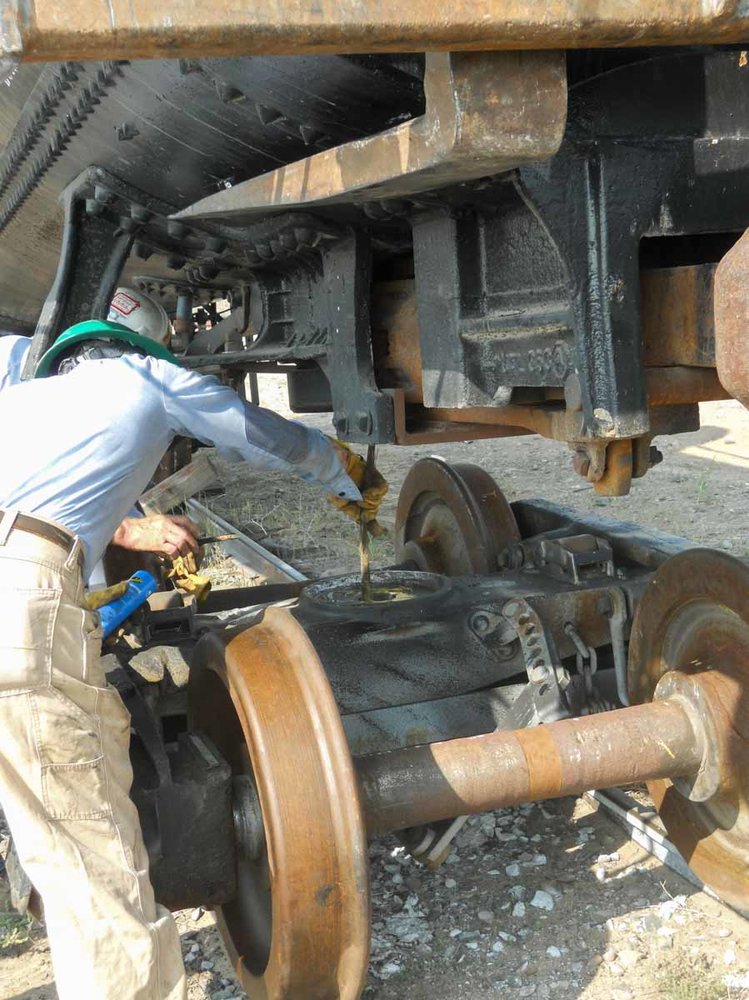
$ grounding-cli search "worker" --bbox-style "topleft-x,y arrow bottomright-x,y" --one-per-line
0,303 -> 200,564
0,317 -> 384,999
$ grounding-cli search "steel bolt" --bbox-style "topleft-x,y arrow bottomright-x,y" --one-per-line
94,184 -> 115,205
470,612 -> 491,635
134,241 -> 153,261
130,204 -> 151,223
115,121 -> 139,141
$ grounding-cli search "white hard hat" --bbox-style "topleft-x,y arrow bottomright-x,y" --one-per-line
107,287 -> 172,346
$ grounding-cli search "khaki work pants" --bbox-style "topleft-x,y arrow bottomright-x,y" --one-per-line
0,518 -> 186,999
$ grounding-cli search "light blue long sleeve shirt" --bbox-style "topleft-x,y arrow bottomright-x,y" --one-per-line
0,355 -> 359,576
0,334 -> 131,586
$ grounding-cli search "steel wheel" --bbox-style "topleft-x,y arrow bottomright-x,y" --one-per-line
628,549 -> 749,912
189,607 -> 370,999
395,458 -> 520,575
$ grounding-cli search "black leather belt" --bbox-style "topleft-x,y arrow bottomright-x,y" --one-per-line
0,510 -> 77,558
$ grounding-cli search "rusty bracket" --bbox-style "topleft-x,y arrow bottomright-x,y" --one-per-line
501,597 -> 570,724
570,435 -> 665,497
176,50 -> 567,219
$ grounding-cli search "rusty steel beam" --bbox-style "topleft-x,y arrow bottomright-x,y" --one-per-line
177,51 -> 567,217
4,2 -> 749,62
645,366 -> 729,406
388,365 -> 727,447
431,367 -> 728,427
357,698 -> 703,836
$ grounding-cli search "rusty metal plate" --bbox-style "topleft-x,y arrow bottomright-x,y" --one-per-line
628,548 -> 749,913
641,265 -> 716,368
6,1 -> 749,61
177,51 -> 567,216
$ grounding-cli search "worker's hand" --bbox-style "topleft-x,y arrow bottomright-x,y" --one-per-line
327,439 -> 388,536
111,514 -> 200,559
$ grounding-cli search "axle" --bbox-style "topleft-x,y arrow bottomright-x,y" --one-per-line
357,693 -> 705,836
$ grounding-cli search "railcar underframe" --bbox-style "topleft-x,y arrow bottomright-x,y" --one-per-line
3,9 -> 749,998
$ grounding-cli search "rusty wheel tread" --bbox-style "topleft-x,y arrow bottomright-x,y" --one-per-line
189,608 -> 370,1000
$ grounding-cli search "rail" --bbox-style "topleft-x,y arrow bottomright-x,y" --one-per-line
185,497 -> 307,585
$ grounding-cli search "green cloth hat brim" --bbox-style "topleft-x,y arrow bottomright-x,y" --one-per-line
35,319 -> 180,377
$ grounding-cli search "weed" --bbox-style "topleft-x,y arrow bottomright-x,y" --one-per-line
696,473 -> 710,496
0,912 -> 32,952
695,457 -> 718,499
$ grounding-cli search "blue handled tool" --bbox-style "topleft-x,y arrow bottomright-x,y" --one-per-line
97,569 -> 159,638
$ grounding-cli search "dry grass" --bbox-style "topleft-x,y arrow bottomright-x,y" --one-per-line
655,951 -> 748,1000
199,471 -> 394,579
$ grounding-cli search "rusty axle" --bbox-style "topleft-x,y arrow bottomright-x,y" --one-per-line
356,696 -> 704,837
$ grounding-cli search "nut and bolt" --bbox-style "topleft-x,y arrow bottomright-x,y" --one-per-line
471,612 -> 492,635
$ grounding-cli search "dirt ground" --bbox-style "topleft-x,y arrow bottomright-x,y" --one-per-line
3,379 -> 749,1000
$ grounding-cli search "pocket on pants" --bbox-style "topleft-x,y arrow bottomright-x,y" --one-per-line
33,687 -> 109,821
50,592 -> 105,688
0,588 -> 60,693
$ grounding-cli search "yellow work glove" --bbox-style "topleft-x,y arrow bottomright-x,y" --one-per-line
166,552 -> 212,603
85,580 -> 129,611
327,439 -> 389,536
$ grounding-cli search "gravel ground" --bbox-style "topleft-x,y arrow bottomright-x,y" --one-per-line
3,379 -> 749,999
